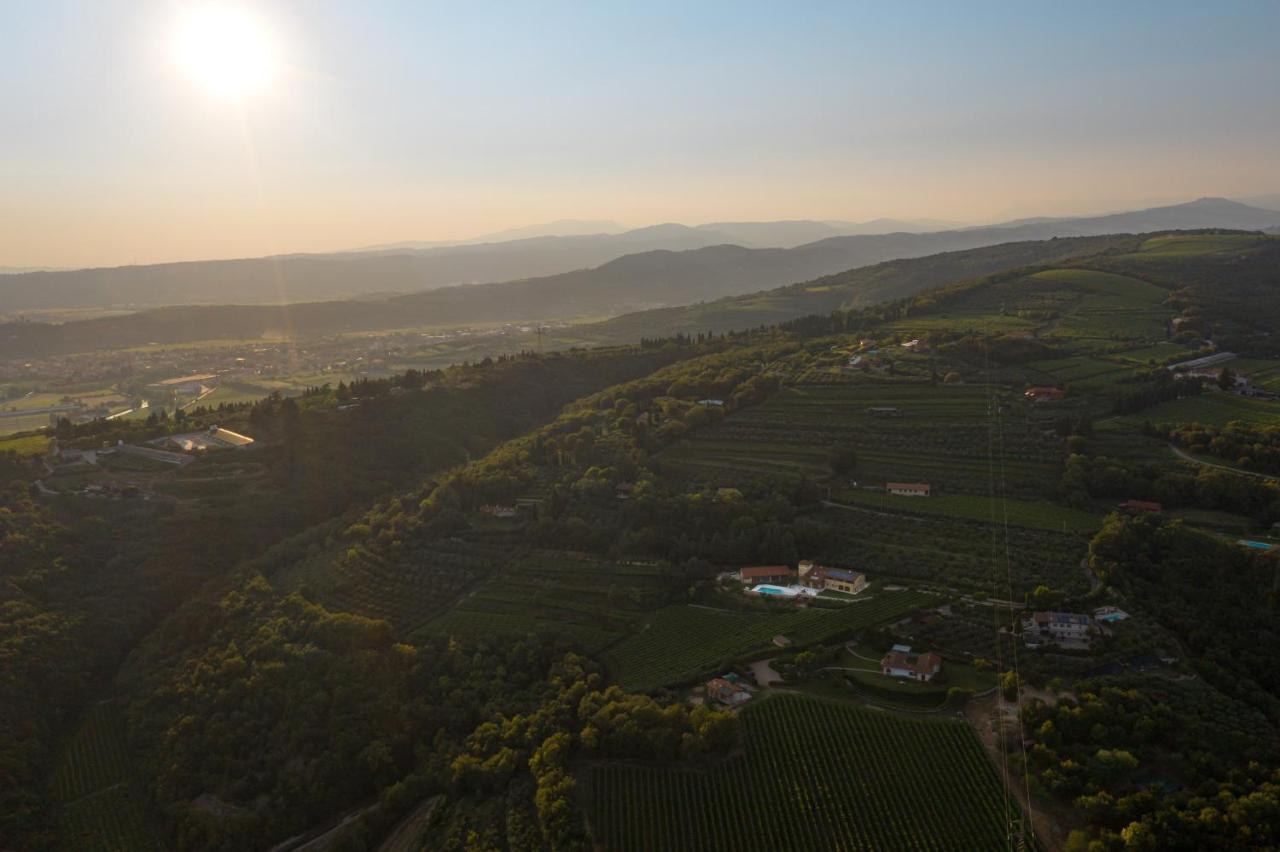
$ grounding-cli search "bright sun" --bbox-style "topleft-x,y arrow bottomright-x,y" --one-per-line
174,4 -> 277,99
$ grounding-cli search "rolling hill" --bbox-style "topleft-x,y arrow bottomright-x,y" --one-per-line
2,197 -> 1275,317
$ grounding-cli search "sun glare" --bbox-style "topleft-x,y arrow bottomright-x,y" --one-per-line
174,4 -> 276,99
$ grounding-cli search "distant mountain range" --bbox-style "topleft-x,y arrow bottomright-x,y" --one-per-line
0,198 -> 1276,333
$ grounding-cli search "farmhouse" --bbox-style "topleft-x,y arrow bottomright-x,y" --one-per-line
1023,612 -> 1094,645
1024,386 -> 1065,402
697,398 -> 725,407
1118,499 -> 1162,514
886,482 -> 931,497
798,561 -> 868,595
880,645 -> 942,682
161,426 -> 254,452
739,565 -> 794,585
706,677 -> 751,707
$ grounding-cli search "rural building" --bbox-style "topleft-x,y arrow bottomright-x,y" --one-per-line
880,645 -> 942,682
798,561 -> 868,595
886,482 -> 931,497
161,426 -> 254,453
739,565 -> 794,585
1023,612 -> 1094,645
1024,386 -> 1065,402
147,373 -> 219,395
1118,499 -> 1162,514
479,504 -> 519,518
706,677 -> 751,707
697,398 -> 725,407
901,339 -> 925,351
1167,351 -> 1236,372
772,634 -> 792,648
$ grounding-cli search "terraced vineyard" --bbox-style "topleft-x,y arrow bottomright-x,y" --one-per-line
307,539 -> 510,634
49,702 -> 160,852
589,693 -> 1029,851
604,590 -> 936,691
414,551 -> 670,651
661,383 -> 1064,497
814,505 -> 1089,596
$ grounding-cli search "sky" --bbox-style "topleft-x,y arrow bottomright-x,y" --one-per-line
2,0 -> 1278,268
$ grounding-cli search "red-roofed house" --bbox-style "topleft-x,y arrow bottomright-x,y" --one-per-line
880,646 -> 942,682
1025,387 -> 1066,402
886,482 -> 931,497
706,677 -> 752,706
739,565 -> 794,585
1118,500 -> 1162,514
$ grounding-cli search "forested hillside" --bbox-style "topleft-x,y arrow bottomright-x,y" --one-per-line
4,231 -> 1280,850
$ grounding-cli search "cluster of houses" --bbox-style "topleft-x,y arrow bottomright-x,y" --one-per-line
738,561 -> 869,596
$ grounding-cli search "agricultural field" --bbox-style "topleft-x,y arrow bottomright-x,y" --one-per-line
662,382 -> 1065,499
830,489 -> 1101,534
49,702 -> 160,852
588,693 -> 1028,851
291,538 -> 510,635
603,590 -> 936,691
0,431 -> 49,455
813,505 -> 1091,597
1232,358 -> 1280,392
415,551 -> 672,651
1116,389 -> 1280,427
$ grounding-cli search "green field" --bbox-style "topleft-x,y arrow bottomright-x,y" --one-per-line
1128,389 -> 1280,427
588,693 -> 1028,851
412,550 -> 671,648
49,702 -> 160,852
662,382 -> 1064,498
603,590 -> 936,691
831,489 -> 1102,534
0,432 -> 50,455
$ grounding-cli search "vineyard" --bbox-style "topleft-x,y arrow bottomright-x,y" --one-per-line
296,538 -> 511,634
661,383 -> 1065,498
413,551 -> 671,652
813,504 -> 1090,596
588,693 -> 1031,851
49,702 -> 160,852
603,590 -> 937,691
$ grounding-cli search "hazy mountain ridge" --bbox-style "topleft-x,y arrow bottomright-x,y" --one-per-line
4,197 -> 1275,315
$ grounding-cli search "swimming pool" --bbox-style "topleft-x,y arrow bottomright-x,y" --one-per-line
753,584 -> 797,596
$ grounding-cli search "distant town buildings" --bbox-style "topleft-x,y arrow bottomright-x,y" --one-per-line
880,645 -> 942,682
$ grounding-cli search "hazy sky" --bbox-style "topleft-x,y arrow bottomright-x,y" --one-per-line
2,1 -> 1278,268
